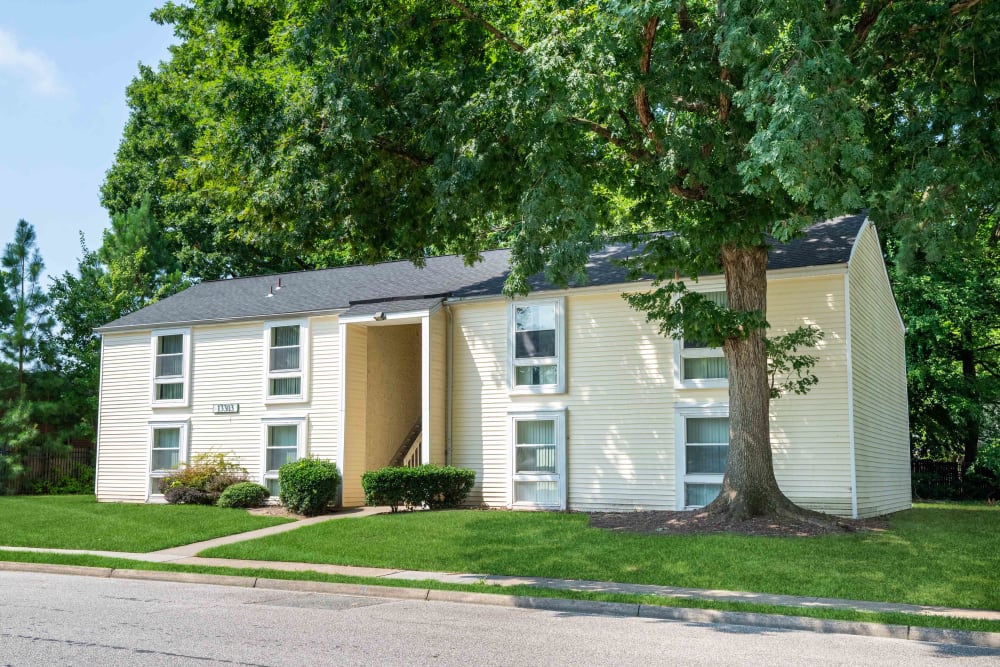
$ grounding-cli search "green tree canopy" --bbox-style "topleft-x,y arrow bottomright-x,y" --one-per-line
102,0 -> 999,519
890,218 -> 1000,472
48,200 -> 189,442
1,220 -> 54,389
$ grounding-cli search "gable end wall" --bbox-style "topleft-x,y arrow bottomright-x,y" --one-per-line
848,223 -> 911,517
450,273 -> 854,514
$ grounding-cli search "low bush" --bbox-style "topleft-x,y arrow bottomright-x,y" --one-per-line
31,464 -> 95,495
912,471 -> 962,501
361,465 -> 475,512
164,486 -> 215,505
218,481 -> 270,508
962,470 -> 999,501
279,458 -> 340,516
159,452 -> 247,504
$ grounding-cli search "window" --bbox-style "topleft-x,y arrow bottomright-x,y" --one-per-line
264,321 -> 307,401
675,291 -> 728,388
675,406 -> 729,509
510,410 -> 566,509
508,299 -> 565,394
151,329 -> 190,406
148,421 -> 188,498
261,418 -> 306,496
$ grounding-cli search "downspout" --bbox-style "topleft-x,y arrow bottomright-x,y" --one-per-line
844,218 -> 872,520
845,271 -> 859,519
335,321 -> 348,507
445,304 -> 454,466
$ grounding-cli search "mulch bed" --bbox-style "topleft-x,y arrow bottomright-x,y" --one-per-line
587,510 -> 887,538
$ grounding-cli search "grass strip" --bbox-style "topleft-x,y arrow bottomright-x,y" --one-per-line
0,495 -> 293,552
2,550 -> 998,635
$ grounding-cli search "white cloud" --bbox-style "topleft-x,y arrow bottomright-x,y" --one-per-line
0,27 -> 67,97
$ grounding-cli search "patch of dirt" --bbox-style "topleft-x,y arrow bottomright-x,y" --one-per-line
587,510 -> 887,537
246,505 -> 309,519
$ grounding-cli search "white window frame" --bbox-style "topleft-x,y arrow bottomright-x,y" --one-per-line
147,419 -> 190,502
263,320 -> 309,403
507,297 -> 566,395
674,403 -> 729,510
674,291 -> 728,389
260,416 -> 308,496
150,328 -> 191,407
509,409 -> 567,510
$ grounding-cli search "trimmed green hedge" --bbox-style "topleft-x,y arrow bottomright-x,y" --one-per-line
217,482 -> 270,508
361,465 -> 475,512
279,458 -> 341,516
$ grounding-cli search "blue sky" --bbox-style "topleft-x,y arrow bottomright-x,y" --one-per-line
0,1 -> 175,283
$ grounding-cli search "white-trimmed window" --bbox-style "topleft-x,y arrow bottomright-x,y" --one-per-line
151,328 -> 190,406
508,299 -> 565,394
510,410 -> 566,509
148,421 -> 189,499
675,405 -> 729,509
261,417 -> 307,496
264,321 -> 307,402
675,291 -> 728,388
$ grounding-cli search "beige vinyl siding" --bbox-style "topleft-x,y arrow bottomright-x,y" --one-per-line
848,224 -> 911,517
451,292 -> 680,511
96,332 -> 154,502
364,324 -> 421,470
767,274 -> 853,516
561,291 -> 681,510
188,319 -> 340,485
341,324 -> 368,506
451,272 -> 856,514
428,308 -> 448,465
309,316 -> 341,461
450,300 -> 514,507
187,323 -> 265,480
97,317 -> 342,503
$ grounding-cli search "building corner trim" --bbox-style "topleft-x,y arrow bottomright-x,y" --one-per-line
844,272 -> 859,519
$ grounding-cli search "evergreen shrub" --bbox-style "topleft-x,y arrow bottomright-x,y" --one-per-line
361,465 -> 475,512
217,481 -> 270,508
278,458 -> 340,516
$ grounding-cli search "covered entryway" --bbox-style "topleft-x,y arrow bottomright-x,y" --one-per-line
337,298 -> 448,506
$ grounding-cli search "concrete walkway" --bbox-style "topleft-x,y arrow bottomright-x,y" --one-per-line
2,506 -> 999,626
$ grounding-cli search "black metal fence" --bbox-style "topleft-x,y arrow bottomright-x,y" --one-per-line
0,444 -> 95,494
911,458 -> 997,500
911,459 -> 962,485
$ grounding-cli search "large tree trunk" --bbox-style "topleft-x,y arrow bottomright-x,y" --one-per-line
705,245 -> 819,521
960,325 -> 979,473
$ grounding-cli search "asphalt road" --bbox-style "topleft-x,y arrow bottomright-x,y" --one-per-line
1,572 -> 997,666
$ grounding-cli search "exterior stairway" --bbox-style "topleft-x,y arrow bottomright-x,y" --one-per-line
388,418 -> 422,468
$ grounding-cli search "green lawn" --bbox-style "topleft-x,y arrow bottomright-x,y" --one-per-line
0,495 -> 293,552
2,550 -> 999,635
201,503 -> 1000,610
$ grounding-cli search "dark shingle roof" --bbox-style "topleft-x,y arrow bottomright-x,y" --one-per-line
97,212 -> 866,332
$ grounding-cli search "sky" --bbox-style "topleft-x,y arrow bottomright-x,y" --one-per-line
0,1 -> 176,283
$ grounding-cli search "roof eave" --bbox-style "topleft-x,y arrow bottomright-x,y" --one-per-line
94,307 -> 349,335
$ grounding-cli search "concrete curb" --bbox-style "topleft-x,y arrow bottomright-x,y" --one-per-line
113,568 -> 257,588
3,561 -> 998,649
255,577 -> 430,601
639,604 -> 911,640
0,560 -> 113,578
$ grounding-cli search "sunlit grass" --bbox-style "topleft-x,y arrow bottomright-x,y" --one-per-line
0,495 -> 292,552
201,502 -> 1000,610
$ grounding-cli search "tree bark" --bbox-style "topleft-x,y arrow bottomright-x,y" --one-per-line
705,245 -> 815,521
960,324 -> 979,473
